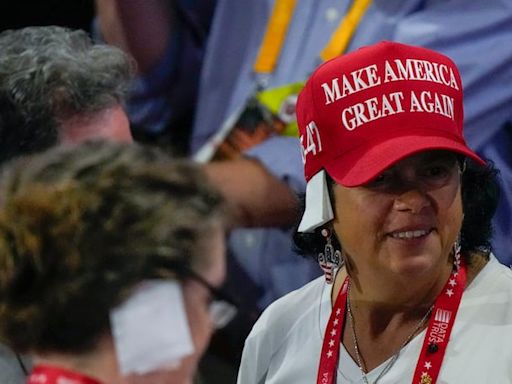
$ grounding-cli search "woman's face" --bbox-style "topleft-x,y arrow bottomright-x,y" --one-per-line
332,151 -> 463,280
179,225 -> 227,382
124,225 -> 227,384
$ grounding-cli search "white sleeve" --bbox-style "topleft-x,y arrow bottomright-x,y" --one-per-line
237,321 -> 271,384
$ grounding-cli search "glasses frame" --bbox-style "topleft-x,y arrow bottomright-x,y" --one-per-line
154,258 -> 239,329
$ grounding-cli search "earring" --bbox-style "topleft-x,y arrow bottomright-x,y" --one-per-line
318,228 -> 343,284
452,234 -> 461,271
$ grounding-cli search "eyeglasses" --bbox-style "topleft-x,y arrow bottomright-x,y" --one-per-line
184,267 -> 239,330
153,257 -> 239,330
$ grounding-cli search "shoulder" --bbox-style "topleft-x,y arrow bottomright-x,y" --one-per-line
472,254 -> 512,285
238,276 -> 326,382
238,276 -> 325,381
448,255 -> 512,380
250,276 -> 325,341
464,254 -> 512,309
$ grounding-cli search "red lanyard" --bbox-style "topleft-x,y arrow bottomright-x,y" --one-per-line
28,364 -> 102,384
317,262 -> 467,384
317,277 -> 350,384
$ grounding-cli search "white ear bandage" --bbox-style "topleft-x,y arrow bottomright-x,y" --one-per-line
110,280 -> 194,375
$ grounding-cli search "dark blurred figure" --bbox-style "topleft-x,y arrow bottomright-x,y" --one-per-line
0,25 -> 134,166
0,0 -> 95,34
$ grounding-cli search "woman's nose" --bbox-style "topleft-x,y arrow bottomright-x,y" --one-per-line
393,187 -> 432,214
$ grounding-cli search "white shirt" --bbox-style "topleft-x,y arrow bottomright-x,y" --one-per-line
238,255 -> 512,383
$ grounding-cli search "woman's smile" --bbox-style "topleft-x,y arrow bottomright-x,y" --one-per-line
388,228 -> 433,240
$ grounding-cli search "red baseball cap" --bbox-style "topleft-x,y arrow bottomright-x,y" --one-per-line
297,41 -> 484,187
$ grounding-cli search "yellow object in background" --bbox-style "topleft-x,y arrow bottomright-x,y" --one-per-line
256,82 -> 304,137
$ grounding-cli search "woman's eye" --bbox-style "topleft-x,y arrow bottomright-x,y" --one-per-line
366,171 -> 394,188
418,162 -> 458,188
426,166 -> 445,177
423,164 -> 451,179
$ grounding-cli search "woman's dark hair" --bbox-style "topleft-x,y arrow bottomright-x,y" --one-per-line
460,159 -> 500,253
294,157 -> 500,261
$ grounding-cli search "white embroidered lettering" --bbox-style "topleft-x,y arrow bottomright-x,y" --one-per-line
322,78 -> 342,105
300,121 -> 323,159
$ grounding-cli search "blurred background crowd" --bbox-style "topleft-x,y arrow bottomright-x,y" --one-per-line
0,1 -> 511,383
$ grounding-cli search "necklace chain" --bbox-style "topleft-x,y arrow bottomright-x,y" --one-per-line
346,282 -> 433,384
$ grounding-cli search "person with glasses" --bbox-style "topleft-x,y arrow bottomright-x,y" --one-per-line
238,42 -> 512,383
0,140 -> 236,384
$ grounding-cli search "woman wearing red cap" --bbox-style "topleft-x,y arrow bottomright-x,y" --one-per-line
238,42 -> 512,383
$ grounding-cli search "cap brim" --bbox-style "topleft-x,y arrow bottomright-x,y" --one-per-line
325,134 -> 485,187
